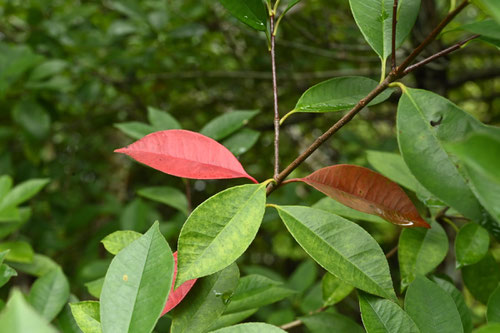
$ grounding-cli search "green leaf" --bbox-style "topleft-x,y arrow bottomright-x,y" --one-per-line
431,276 -> 472,333
70,301 -> 102,333
455,223 -> 490,268
274,205 -> 396,300
288,259 -> 318,293
28,268 -> 70,321
208,308 -> 258,331
210,322 -> 286,333
101,230 -> 142,255
171,263 -> 240,333
487,285 -> 500,323
176,184 -> 266,287
10,254 -> 59,277
398,220 -> 448,289
359,291 -> 419,333
0,264 -> 17,287
405,276 -> 463,333
0,178 -> 49,210
222,128 -> 260,156
0,206 -> 20,222
137,186 -> 188,215
226,274 -> 295,313
300,282 -> 323,314
0,44 -> 43,97
313,197 -> 386,223
475,324 -> 500,333
85,277 -> 104,299
0,175 -> 13,201
349,0 -> 421,59
120,198 -> 159,232
397,88 -> 500,235
0,241 -> 34,263
447,133 -> 500,223
147,106 -> 181,130
114,122 -> 155,140
292,77 -> 393,114
200,110 -> 259,141
56,294 -> 82,333
0,289 -> 57,333
459,19 -> 500,41
472,0 -> 500,23
29,59 -> 67,81
322,273 -> 354,306
462,252 -> 500,304
218,0 -> 268,31
301,312 -> 364,333
100,222 -> 175,333
12,99 -> 51,139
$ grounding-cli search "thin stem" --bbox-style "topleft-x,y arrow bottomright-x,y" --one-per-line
280,306 -> 327,330
396,0 -> 470,73
449,0 -> 457,12
403,34 -> 480,75
266,1 -> 470,196
270,14 -> 280,179
184,179 -> 193,214
391,0 -> 399,71
441,217 -> 460,233
380,58 -> 387,83
386,245 -> 398,259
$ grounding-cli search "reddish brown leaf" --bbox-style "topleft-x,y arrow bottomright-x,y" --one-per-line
115,130 -> 257,183
299,164 -> 430,228
162,251 -> 197,316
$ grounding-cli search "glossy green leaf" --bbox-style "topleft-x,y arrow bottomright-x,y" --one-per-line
210,322 -> 286,333
218,1 -> 268,31
292,77 -> 393,114
85,278 -> 104,299
137,186 -> 188,215
359,291 -> 419,333
397,88 -> 500,235
475,323 -> 500,333
114,122 -> 154,140
29,268 -> 70,321
398,220 -> 448,289
462,252 -> 500,304
274,205 -> 396,300
473,0 -> 500,23
431,276 -> 472,333
70,301 -> 101,333
455,223 -> 490,268
171,263 -> 239,333
405,276 -> 463,333
301,312 -> 364,333
222,128 -> 260,156
322,273 -> 354,306
0,178 -> 49,210
200,110 -> 259,141
313,197 -> 386,223
226,274 -> 295,313
0,263 -> 17,287
487,285 -> 500,323
101,230 -> 142,255
176,184 -> 266,287
56,294 -> 81,333
459,20 -> 500,40
349,0 -> 421,59
0,289 -> 57,333
447,133 -> 500,223
0,241 -> 34,263
10,254 -> 59,277
208,308 -> 258,331
100,222 -> 175,333
147,106 -> 181,131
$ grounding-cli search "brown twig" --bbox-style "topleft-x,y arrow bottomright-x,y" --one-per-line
385,245 -> 398,259
280,306 -> 327,330
392,0 -> 399,71
266,0 -> 470,196
403,34 -> 480,75
270,14 -> 280,179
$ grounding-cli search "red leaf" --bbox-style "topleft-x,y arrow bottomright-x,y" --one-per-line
299,165 -> 430,228
115,130 -> 257,183
162,252 -> 197,316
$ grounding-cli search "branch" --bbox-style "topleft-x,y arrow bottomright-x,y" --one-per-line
266,0 -> 471,196
270,14 -> 280,179
279,306 -> 327,330
392,0 -> 399,71
403,34 -> 480,75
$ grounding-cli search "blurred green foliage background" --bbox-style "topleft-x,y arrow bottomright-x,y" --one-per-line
0,0 -> 499,328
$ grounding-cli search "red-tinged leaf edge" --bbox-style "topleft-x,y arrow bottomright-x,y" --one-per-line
293,164 -> 430,228
162,251 -> 197,316
114,130 -> 258,183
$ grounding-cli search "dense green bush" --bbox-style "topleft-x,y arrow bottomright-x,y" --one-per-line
0,0 -> 500,332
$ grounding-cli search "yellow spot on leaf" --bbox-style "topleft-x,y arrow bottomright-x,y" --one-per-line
123,274 -> 128,281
